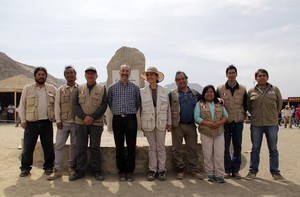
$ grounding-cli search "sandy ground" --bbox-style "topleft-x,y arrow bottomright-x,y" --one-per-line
0,123 -> 300,197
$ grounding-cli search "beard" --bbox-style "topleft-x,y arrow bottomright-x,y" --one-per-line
35,78 -> 46,84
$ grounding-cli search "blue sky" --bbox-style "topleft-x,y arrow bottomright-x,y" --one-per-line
1,0 -> 299,98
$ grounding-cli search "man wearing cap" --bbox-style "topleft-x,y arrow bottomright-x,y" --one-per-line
108,64 -> 140,182
48,66 -> 78,180
169,71 -> 203,180
140,67 -> 172,181
69,66 -> 107,181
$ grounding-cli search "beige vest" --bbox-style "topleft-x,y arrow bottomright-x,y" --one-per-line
75,83 -> 105,126
217,84 -> 246,123
140,85 -> 169,131
24,83 -> 56,122
197,102 -> 224,137
170,88 -> 198,128
59,84 -> 77,123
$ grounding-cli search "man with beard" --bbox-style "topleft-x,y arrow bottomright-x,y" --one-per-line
18,67 -> 56,177
108,64 -> 141,182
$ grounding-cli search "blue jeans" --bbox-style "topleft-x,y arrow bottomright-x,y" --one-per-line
249,125 -> 280,174
224,122 -> 243,173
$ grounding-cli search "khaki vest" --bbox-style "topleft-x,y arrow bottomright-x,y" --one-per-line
197,102 -> 224,137
59,84 -> 77,123
24,83 -> 56,122
170,88 -> 198,128
217,84 -> 246,123
75,83 -> 105,126
140,85 -> 169,131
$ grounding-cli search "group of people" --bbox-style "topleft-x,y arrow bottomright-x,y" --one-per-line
280,105 -> 300,128
17,64 -> 286,184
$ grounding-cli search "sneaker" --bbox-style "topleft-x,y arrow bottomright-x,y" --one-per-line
47,169 -> 62,180
191,171 -> 203,180
158,171 -> 166,181
245,171 -> 256,180
44,168 -> 53,176
147,171 -> 156,181
176,168 -> 184,179
232,171 -> 242,179
215,176 -> 225,184
94,171 -> 105,181
20,170 -> 30,177
68,167 -> 76,176
127,173 -> 134,182
69,171 -> 85,181
207,175 -> 215,182
272,173 -> 287,182
224,171 -> 231,179
119,173 -> 126,181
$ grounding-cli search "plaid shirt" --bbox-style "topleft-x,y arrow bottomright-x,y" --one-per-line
108,81 -> 141,115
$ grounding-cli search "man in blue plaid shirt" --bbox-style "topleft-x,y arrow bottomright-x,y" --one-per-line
108,64 -> 140,182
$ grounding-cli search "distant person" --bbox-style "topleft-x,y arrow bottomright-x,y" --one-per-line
194,85 -> 228,183
15,105 -> 20,127
283,105 -> 292,129
108,64 -> 141,182
217,65 -> 247,179
18,67 -> 56,177
7,104 -> 14,121
140,67 -> 171,181
245,69 -> 285,181
295,107 -> 300,127
169,71 -> 203,180
48,66 -> 78,180
69,66 -> 107,181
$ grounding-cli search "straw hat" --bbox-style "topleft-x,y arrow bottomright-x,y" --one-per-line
140,67 -> 164,83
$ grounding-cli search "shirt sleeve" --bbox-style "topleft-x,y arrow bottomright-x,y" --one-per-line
73,88 -> 86,120
194,102 -> 203,124
91,86 -> 108,120
54,87 -> 61,123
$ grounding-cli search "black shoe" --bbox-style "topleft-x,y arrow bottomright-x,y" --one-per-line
232,171 -> 242,179
44,168 -> 53,176
94,171 -> 105,181
127,173 -> 134,182
20,170 -> 30,177
119,173 -> 126,181
69,171 -> 85,181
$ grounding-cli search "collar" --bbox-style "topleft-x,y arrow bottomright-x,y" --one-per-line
225,81 -> 239,89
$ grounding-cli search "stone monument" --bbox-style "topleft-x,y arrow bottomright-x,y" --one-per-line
106,46 -> 145,131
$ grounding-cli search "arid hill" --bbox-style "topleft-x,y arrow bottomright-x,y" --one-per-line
0,52 -> 64,90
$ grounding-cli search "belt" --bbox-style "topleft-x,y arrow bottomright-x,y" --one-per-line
114,114 -> 136,118
179,121 -> 194,124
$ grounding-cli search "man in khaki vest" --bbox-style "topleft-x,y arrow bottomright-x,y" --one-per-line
217,65 -> 247,179
169,71 -> 203,180
69,66 -> 107,181
48,66 -> 78,180
18,67 -> 56,177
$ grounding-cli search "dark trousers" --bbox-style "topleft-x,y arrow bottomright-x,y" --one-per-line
76,124 -> 103,173
20,120 -> 54,171
112,115 -> 137,174
224,122 -> 243,173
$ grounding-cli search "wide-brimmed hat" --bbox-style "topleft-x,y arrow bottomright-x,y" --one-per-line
85,66 -> 97,73
140,67 -> 164,83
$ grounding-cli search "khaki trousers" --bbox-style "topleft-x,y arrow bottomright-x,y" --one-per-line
171,123 -> 199,171
201,133 -> 224,177
144,128 -> 166,172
